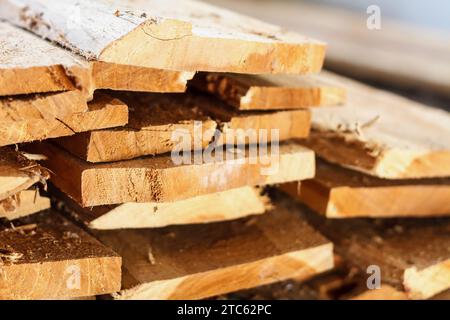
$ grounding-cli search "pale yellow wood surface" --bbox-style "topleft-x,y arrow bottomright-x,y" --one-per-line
56,186 -> 270,229
94,204 -> 333,300
0,189 -> 50,220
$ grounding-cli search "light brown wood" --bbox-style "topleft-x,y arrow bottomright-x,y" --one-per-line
55,185 -> 270,229
0,210 -> 121,300
53,92 -> 310,162
94,204 -> 333,300
206,0 -> 450,97
0,22 -> 193,97
190,72 -> 346,110
301,71 -> 450,179
1,0 -> 325,75
0,147 -> 49,202
0,190 -> 50,220
351,286 -> 408,300
27,141 -> 315,207
1,93 -> 128,146
305,207 -> 450,300
282,160 -> 450,218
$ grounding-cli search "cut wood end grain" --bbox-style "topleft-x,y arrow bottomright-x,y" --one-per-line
26,141 -> 315,207
303,205 -> 450,300
94,202 -> 333,300
2,0 -> 326,74
0,92 -> 128,146
281,160 -> 450,218
190,72 -> 346,110
0,22 -> 194,97
304,71 -> 450,179
0,210 -> 121,299
53,91 -> 311,163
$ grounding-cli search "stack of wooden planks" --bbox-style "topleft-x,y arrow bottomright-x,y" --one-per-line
0,0 -> 344,300
1,0 -> 449,301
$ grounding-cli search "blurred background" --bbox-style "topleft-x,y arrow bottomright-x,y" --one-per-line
206,0 -> 450,110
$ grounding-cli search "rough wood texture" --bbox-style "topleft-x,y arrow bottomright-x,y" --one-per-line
53,91 -> 310,162
282,160 -> 450,218
1,93 -> 128,146
0,210 -> 121,299
0,190 -> 50,220
1,0 -> 325,74
55,185 -> 270,229
351,286 -> 408,300
94,204 -> 333,300
27,141 -> 315,207
302,71 -> 450,179
207,0 -> 450,97
191,72 -> 346,110
303,205 -> 450,300
0,22 -> 193,97
0,147 -> 49,202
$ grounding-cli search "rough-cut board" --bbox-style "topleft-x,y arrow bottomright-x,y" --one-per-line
27,141 -> 315,207
53,91 -> 310,162
0,147 -> 49,202
0,22 -> 193,97
1,93 -> 128,146
0,210 -> 121,300
190,72 -> 346,110
0,190 -> 50,220
303,207 -> 450,300
54,185 -> 269,229
301,71 -> 450,179
206,0 -> 450,97
94,204 -> 333,300
1,0 -> 325,74
282,160 -> 450,218
351,286 -> 408,300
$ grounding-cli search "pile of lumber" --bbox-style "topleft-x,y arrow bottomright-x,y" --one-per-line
0,0 -> 340,300
1,0 -> 449,301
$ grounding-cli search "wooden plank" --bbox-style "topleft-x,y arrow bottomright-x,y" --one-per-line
282,160 -> 450,218
0,210 -> 121,299
1,0 -> 325,74
206,0 -> 450,97
0,22 -> 193,97
0,93 -> 128,146
27,141 -> 315,207
0,147 -> 49,202
300,71 -> 450,179
351,286 -> 408,300
55,185 -> 270,229
94,203 -> 333,300
190,72 -> 346,110
304,207 -> 450,300
0,189 -> 50,220
53,91 -> 310,162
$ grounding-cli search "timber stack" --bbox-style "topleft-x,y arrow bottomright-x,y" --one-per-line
0,0 -> 449,300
